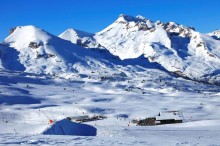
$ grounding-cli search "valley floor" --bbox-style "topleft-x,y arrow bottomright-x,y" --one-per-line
0,69 -> 220,145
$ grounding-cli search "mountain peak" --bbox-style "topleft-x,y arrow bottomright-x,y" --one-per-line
9,25 -> 44,33
59,28 -> 100,48
4,25 -> 53,45
60,28 -> 94,38
207,29 -> 220,40
209,29 -> 220,34
116,14 -> 146,23
136,15 -> 148,21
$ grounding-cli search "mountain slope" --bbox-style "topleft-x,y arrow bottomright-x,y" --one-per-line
95,14 -> 220,84
1,26 -> 120,78
1,25 -> 163,80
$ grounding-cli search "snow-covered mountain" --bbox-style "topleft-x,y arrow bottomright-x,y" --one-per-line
95,14 -> 220,84
208,29 -> 220,40
1,15 -> 220,85
1,25 -> 159,80
1,26 -> 123,78
59,28 -> 102,48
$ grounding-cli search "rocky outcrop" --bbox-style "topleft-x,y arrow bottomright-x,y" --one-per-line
9,27 -> 18,35
28,41 -> 43,49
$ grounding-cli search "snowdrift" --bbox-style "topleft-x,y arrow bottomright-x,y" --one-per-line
43,119 -> 97,136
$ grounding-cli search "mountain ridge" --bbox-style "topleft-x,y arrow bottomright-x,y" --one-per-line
1,15 -> 220,85
94,14 -> 220,84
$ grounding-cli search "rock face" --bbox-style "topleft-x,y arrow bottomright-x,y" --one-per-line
28,41 -> 43,49
9,27 -> 17,35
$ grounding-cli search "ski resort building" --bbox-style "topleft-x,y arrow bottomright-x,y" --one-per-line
137,111 -> 183,126
155,111 -> 183,125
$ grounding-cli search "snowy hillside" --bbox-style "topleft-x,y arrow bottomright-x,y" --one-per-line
95,14 -> 220,85
59,28 -> 102,48
208,29 -> 220,40
1,26 -> 130,79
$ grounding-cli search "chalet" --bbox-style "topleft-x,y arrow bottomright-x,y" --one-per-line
155,111 -> 183,125
137,111 -> 183,126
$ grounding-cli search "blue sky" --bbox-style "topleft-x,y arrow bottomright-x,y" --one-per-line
0,0 -> 220,41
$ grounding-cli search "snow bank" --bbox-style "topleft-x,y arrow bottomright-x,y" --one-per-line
43,119 -> 97,136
